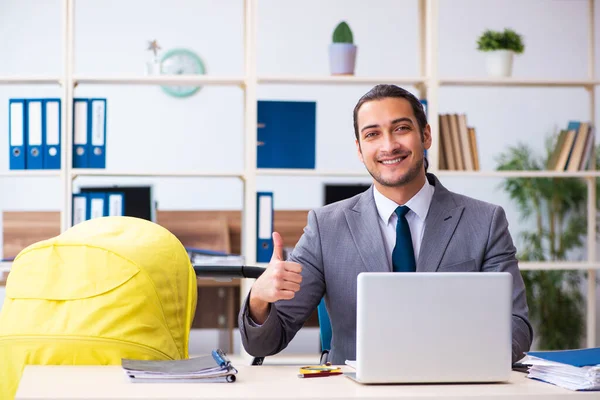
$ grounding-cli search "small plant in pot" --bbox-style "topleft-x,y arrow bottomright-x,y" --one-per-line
477,28 -> 525,77
329,21 -> 357,75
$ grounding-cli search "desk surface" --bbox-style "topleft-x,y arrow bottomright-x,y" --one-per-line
15,357 -> 597,400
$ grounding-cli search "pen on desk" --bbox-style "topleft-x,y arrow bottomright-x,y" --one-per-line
212,349 -> 231,368
297,371 -> 343,378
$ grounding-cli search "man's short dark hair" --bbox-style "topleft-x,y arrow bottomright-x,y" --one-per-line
353,84 -> 428,142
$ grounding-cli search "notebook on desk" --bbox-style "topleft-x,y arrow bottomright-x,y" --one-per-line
121,349 -> 238,383
346,272 -> 513,384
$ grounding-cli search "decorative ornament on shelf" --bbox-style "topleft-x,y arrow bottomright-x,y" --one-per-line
476,28 -> 525,77
145,39 -> 162,75
160,48 -> 206,98
328,21 -> 357,75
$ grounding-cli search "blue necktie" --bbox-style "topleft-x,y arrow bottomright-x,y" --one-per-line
392,205 -> 416,272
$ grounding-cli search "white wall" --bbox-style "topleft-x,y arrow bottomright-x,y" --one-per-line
1,0 -> 599,350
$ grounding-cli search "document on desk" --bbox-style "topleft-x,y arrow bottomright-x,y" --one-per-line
522,348 -> 600,391
122,349 -> 237,383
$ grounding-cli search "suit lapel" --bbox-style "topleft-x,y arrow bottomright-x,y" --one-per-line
417,174 -> 465,272
344,186 -> 391,273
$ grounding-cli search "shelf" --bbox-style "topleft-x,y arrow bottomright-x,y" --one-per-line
519,262 -> 600,271
0,76 -> 61,85
256,169 -> 370,177
435,170 -> 600,178
74,75 -> 245,86
258,76 -> 426,85
71,169 -> 243,179
0,170 -> 61,178
257,170 -> 600,178
438,77 -> 596,87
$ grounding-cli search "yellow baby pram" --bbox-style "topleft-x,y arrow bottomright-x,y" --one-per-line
0,216 -> 197,399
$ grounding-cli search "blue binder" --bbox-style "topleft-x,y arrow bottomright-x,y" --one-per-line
257,100 -> 316,169
72,193 -> 88,226
89,98 -> 106,168
73,98 -> 89,168
256,192 -> 274,262
9,99 -> 27,170
43,98 -> 61,170
87,192 -> 106,219
106,192 -> 125,216
26,99 -> 44,169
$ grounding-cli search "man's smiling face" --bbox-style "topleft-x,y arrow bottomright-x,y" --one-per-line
355,97 -> 431,190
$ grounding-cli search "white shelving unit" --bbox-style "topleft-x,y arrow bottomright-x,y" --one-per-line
1,0 -> 598,350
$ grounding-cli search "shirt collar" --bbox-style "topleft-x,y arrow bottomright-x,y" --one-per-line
373,179 -> 435,225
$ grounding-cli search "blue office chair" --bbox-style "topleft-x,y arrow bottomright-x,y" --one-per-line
250,297 -> 332,366
316,298 -> 332,363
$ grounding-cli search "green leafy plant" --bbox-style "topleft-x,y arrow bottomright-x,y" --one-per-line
477,28 -> 525,53
332,21 -> 353,44
495,133 -> 598,350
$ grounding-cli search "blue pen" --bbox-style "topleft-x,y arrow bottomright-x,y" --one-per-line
212,349 -> 231,368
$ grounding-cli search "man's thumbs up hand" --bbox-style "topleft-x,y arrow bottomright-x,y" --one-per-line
248,232 -> 303,324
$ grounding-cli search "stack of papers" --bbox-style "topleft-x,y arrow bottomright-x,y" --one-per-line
122,350 -> 238,383
521,348 -> 600,391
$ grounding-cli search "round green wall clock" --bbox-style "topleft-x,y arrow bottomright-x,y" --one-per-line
160,48 -> 206,98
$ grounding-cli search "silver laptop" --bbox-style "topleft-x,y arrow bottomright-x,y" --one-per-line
347,272 -> 512,384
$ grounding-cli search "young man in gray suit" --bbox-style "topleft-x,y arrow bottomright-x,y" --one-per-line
239,84 -> 533,365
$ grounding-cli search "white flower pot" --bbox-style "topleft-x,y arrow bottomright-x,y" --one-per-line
485,50 -> 514,77
329,43 -> 357,75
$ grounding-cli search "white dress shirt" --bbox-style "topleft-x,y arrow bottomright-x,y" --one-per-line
373,179 -> 435,266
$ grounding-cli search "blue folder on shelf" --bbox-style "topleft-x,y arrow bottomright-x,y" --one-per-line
26,99 -> 44,170
43,98 -> 61,170
256,192 -> 274,263
72,193 -> 88,226
87,192 -> 107,220
257,100 -> 316,169
106,192 -> 125,216
73,98 -> 89,168
89,98 -> 107,168
9,99 -> 27,170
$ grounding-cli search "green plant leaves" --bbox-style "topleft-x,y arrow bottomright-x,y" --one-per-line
477,28 -> 525,53
495,135 -> 593,350
333,21 -> 354,44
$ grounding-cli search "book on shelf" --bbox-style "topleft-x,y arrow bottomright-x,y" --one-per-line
122,349 -> 238,383
438,113 -> 480,171
547,121 -> 595,172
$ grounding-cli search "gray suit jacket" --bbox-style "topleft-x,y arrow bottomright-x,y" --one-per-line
239,173 -> 533,365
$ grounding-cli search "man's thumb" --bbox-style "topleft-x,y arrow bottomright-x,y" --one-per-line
271,231 -> 284,261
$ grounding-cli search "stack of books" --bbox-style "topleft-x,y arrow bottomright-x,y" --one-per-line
438,113 -> 479,171
547,121 -> 595,172
521,348 -> 600,391
122,349 -> 238,383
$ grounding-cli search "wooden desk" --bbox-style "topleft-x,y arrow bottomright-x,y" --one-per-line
15,357 -> 596,399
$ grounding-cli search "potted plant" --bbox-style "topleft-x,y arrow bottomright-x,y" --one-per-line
329,21 -> 357,75
495,135 -> 599,350
476,28 -> 525,77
